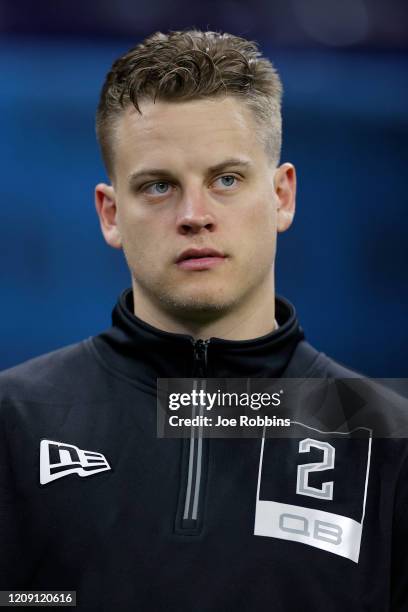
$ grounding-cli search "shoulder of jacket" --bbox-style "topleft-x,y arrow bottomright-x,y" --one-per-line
294,343 -> 408,437
285,340 -> 363,378
0,339 -> 93,404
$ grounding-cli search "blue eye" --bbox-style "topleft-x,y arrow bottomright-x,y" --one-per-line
146,182 -> 170,195
215,175 -> 237,188
221,175 -> 235,186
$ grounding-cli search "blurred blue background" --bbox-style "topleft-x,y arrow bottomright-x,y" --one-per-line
1,0 -> 407,376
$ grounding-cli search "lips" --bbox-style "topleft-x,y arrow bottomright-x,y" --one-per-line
176,248 -> 225,263
176,248 -> 227,271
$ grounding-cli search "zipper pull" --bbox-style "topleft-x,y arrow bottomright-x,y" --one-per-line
192,339 -> 210,377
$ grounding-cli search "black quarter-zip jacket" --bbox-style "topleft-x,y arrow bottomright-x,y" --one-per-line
0,289 -> 407,611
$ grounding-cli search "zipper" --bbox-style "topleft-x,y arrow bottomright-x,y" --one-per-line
192,339 -> 209,377
175,339 -> 210,534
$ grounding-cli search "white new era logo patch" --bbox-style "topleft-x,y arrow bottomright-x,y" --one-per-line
40,439 -> 111,485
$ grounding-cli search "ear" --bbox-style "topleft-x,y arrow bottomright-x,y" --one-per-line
94,183 -> 122,249
274,163 -> 296,233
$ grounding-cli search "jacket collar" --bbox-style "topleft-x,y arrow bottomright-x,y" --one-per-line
92,288 -> 305,388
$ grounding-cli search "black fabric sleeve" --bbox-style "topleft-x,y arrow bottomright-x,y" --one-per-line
391,450 -> 408,611
0,405 -> 27,589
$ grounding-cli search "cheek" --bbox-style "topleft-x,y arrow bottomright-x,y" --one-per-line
243,192 -> 277,236
117,207 -> 170,270
239,195 -> 277,260
116,208 -> 147,259
119,217 -> 143,251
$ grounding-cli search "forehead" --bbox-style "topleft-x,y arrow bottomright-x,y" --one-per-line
112,97 -> 265,176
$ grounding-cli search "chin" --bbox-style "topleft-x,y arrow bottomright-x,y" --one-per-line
159,291 -> 234,318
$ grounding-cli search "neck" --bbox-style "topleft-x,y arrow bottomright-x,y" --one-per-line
131,278 -> 277,341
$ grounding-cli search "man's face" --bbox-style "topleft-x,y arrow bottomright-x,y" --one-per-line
96,97 -> 295,321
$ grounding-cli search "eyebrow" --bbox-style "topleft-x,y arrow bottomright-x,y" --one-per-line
207,158 -> 252,174
127,157 -> 252,186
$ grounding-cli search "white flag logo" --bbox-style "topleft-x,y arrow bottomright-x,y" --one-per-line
40,439 -> 111,485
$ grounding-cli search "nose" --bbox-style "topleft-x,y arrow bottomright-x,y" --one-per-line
176,188 -> 216,235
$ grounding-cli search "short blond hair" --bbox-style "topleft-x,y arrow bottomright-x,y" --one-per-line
96,30 -> 283,176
